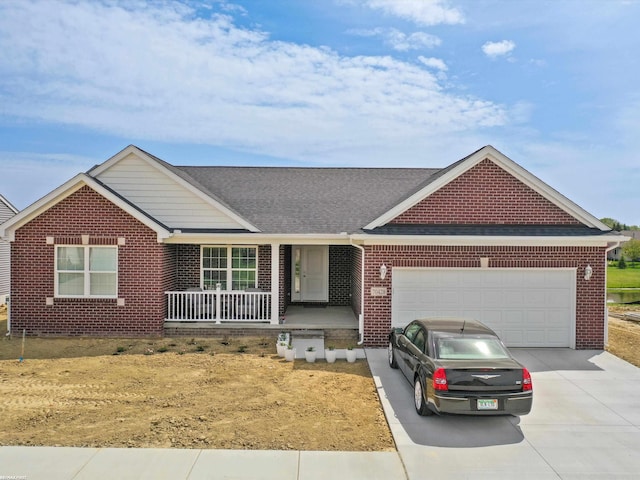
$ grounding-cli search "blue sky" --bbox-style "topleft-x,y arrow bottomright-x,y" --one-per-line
1,0 -> 639,225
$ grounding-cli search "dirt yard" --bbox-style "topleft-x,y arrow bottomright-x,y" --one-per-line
1,303 -> 639,451
606,315 -> 640,368
0,307 -> 394,451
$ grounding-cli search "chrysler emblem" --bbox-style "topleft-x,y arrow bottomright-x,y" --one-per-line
471,374 -> 500,380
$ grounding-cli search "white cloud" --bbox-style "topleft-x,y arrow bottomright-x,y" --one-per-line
349,27 -> 440,51
361,0 -> 464,26
418,56 -> 448,71
0,0 -> 507,165
482,40 -> 516,58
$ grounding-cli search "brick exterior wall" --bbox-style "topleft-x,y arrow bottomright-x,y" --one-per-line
10,186 -> 172,336
362,245 -> 606,349
329,246 -> 352,306
392,160 -> 581,225
176,244 -> 199,290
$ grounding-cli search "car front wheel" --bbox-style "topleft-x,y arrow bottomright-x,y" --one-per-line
388,341 -> 398,369
414,377 -> 432,416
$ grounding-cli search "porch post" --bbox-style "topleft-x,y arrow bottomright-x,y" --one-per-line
270,243 -> 280,325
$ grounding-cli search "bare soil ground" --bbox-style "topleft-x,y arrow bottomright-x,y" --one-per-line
1,303 -> 638,451
606,308 -> 640,368
0,307 -> 394,451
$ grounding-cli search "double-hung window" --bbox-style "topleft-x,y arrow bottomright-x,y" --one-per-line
55,246 -> 118,297
202,246 -> 257,290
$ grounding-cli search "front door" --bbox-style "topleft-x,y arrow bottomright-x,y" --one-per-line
291,245 -> 329,302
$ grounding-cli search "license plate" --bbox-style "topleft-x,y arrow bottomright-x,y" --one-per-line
477,399 -> 498,410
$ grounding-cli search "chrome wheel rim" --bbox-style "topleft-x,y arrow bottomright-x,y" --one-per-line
414,380 -> 423,410
388,342 -> 394,365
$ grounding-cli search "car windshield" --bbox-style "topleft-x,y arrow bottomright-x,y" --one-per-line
435,336 -> 510,360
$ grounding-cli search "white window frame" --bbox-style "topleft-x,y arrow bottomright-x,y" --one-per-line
201,245 -> 259,291
54,245 -> 118,298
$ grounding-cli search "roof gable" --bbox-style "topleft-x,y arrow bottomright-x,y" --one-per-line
0,174 -> 171,242
364,146 -> 610,231
90,146 -> 259,232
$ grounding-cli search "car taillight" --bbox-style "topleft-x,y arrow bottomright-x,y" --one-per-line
522,368 -> 532,391
433,368 -> 448,391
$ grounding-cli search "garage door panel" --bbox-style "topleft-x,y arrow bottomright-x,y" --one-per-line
392,268 -> 575,348
462,290 -> 483,305
524,290 -> 546,306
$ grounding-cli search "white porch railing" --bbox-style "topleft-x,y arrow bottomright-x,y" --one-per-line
166,286 -> 272,323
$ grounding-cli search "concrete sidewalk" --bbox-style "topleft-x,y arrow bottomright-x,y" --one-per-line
0,447 -> 407,480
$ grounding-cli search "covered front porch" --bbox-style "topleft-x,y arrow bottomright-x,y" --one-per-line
163,241 -> 363,332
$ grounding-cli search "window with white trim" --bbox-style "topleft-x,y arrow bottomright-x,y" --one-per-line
55,246 -> 118,297
202,246 -> 257,290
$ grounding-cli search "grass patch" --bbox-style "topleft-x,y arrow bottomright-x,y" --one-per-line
607,265 -> 640,289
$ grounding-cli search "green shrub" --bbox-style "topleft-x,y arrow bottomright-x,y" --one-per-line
619,257 -> 627,269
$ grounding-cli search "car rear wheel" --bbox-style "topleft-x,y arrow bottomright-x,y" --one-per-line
388,341 -> 398,369
414,377 -> 432,416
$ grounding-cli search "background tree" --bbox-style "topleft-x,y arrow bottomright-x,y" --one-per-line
600,218 -> 639,231
622,239 -> 640,266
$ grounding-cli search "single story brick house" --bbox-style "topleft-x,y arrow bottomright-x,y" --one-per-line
0,145 -> 625,348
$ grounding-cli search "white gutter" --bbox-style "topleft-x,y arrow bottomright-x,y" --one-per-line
350,233 -> 626,247
351,241 -> 366,345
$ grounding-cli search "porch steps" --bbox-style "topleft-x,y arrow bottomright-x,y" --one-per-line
290,329 -> 325,359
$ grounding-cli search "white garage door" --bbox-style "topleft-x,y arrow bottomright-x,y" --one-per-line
392,268 -> 576,347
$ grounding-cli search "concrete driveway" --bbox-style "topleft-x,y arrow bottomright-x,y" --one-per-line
367,348 -> 640,479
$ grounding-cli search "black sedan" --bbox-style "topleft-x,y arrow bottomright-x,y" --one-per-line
388,318 -> 533,416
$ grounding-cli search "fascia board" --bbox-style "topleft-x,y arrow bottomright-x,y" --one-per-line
350,233 -> 626,247
91,145 -> 261,233
364,145 -> 609,231
164,232 -> 352,245
0,173 -> 171,242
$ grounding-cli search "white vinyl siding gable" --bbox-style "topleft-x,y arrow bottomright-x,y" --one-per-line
95,153 -> 246,230
0,197 -> 17,300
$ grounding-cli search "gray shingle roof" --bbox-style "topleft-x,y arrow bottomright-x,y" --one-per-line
174,166 -> 441,234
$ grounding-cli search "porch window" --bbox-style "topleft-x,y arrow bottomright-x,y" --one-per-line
202,246 -> 257,290
55,246 -> 118,297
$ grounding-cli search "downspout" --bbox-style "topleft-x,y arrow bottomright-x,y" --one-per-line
351,241 -> 366,345
604,241 -> 622,346
5,295 -> 9,336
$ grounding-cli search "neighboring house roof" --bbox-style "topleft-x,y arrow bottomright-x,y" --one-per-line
0,195 -> 19,217
619,230 -> 640,241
